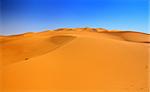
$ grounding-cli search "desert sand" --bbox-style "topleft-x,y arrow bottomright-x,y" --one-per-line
0,28 -> 149,92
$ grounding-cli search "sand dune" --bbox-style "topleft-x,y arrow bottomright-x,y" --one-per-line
0,28 -> 149,92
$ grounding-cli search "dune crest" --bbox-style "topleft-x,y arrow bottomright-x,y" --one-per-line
1,28 -> 149,43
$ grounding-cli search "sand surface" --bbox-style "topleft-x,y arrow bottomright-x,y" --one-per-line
0,28 -> 149,92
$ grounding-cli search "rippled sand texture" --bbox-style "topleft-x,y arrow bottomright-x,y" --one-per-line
0,28 -> 149,92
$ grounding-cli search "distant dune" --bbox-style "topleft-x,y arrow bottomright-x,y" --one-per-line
0,28 -> 149,92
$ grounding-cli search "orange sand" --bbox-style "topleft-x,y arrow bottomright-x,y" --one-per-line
0,28 -> 149,92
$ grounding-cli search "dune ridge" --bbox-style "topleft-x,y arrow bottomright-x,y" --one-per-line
1,28 -> 149,43
0,28 -> 149,92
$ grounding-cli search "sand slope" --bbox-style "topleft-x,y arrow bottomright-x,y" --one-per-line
0,28 -> 149,92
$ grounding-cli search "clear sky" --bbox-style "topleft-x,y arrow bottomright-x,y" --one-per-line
1,0 -> 149,35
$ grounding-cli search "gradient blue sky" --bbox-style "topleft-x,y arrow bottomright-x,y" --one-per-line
1,0 -> 149,35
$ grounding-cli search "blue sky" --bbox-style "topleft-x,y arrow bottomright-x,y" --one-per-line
1,0 -> 149,35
